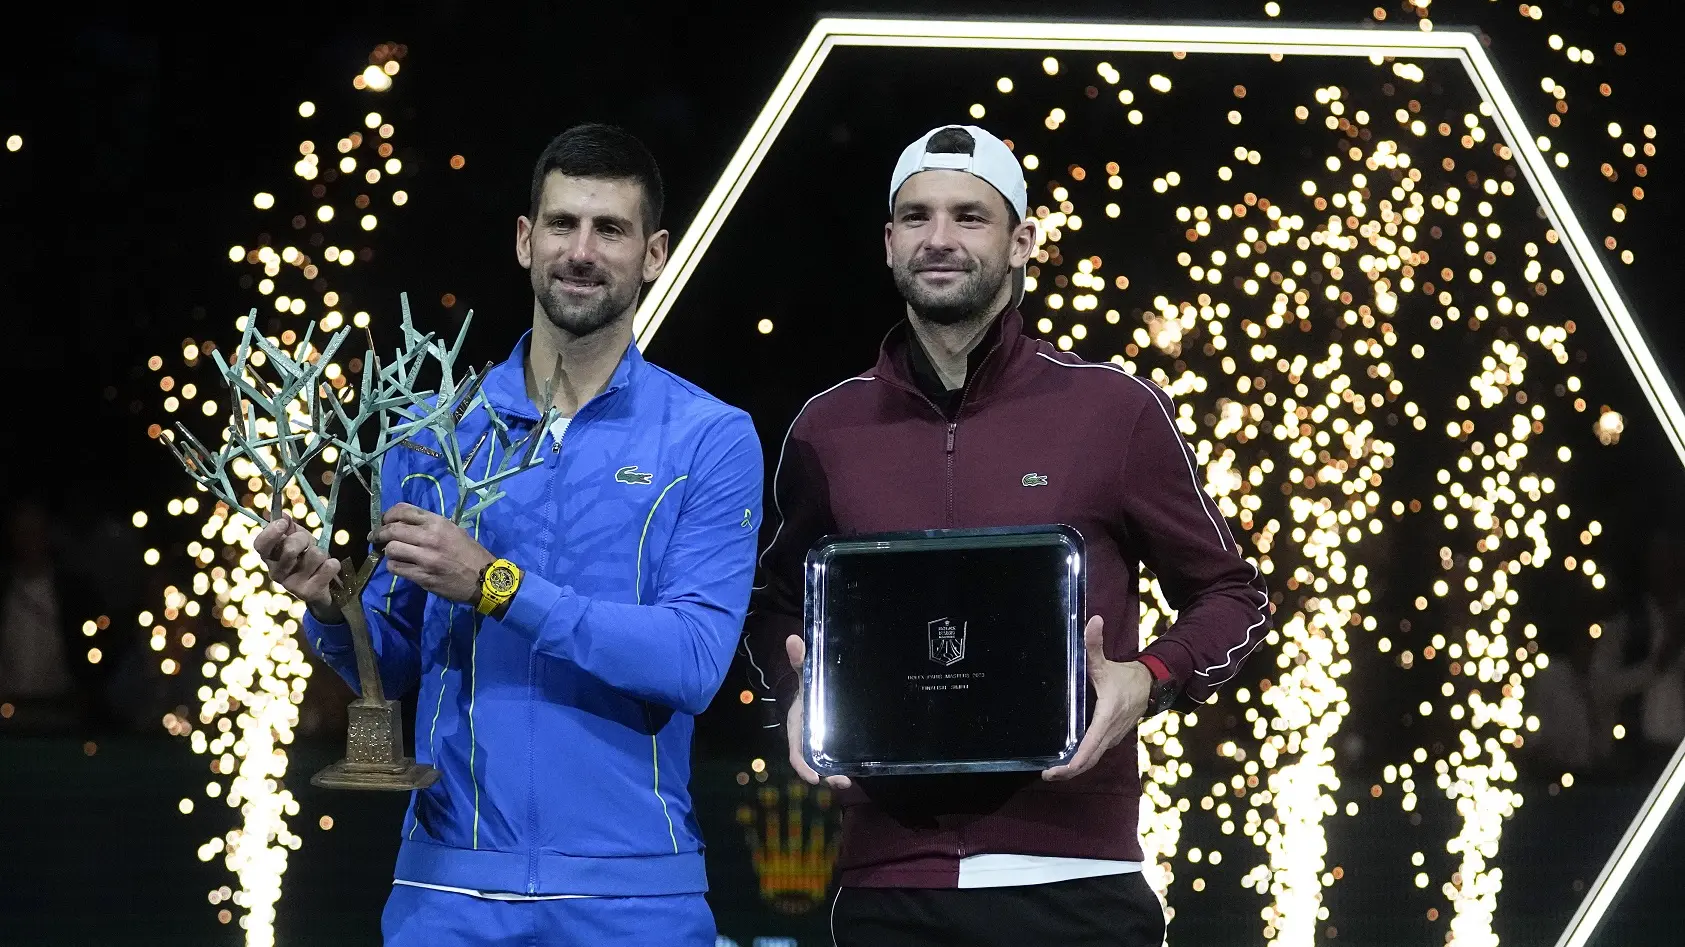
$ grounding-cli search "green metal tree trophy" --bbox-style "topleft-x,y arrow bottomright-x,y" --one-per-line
164,296 -> 559,790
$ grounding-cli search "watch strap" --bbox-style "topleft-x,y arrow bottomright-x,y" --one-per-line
476,558 -> 523,617
1136,653 -> 1181,717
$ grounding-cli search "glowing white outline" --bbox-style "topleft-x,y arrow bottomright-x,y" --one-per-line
628,18 -> 1685,947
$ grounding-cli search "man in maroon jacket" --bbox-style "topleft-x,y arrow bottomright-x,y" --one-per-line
743,124 -> 1271,945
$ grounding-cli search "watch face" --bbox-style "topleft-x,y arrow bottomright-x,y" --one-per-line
1149,679 -> 1179,715
486,564 -> 517,595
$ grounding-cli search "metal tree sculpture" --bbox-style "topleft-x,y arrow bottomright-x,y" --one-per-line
165,296 -> 559,791
309,298 -> 562,790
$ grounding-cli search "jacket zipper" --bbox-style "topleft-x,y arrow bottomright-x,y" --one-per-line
528,417 -> 554,895
944,422 -> 957,526
927,341 -> 1003,528
901,385 -> 961,527
524,391 -> 610,892
918,336 -> 1002,864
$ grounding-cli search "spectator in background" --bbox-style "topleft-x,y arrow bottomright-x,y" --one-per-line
56,491 -> 150,733
293,649 -> 351,739
1528,564 -> 1628,778
0,498 -> 78,730
1589,525 -> 1685,777
1529,630 -> 1605,773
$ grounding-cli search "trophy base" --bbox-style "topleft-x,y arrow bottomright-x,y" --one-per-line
310,758 -> 441,792
310,696 -> 437,790
310,694 -> 438,788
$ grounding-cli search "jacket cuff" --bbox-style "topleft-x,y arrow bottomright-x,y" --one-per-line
301,610 -> 354,655
499,571 -> 588,650
1140,637 -> 1195,687
1137,653 -> 1173,683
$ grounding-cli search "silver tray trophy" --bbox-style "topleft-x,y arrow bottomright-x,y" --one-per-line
801,525 -> 1087,777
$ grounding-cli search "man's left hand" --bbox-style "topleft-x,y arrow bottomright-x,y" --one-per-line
1042,615 -> 1152,781
373,503 -> 496,605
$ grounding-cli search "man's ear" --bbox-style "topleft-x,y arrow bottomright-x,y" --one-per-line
643,228 -> 670,283
516,215 -> 533,269
1008,215 -> 1038,268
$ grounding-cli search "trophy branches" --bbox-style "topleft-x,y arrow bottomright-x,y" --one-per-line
163,293 -> 560,791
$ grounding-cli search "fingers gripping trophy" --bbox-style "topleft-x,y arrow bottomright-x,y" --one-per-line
163,295 -> 561,790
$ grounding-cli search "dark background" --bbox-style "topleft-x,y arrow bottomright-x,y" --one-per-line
2,1 -> 1682,945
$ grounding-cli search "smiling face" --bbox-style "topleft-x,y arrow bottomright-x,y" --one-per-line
885,169 -> 1035,325
515,171 -> 668,339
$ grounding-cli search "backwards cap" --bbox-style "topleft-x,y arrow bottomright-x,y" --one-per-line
888,124 -> 1028,220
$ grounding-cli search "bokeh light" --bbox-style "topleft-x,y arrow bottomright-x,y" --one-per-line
124,41 -> 411,946
88,9 -> 1668,943
977,21 -> 1657,945
648,13 -> 1671,945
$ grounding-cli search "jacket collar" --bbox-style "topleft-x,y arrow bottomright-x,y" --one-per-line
873,307 -> 1028,408
481,328 -> 643,422
903,311 -> 1003,405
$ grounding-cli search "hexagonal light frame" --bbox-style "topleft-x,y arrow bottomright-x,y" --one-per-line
630,19 -> 1685,947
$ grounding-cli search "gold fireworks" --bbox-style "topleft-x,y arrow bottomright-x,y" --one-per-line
91,8 -> 1660,944
1000,20 -> 1647,942
131,43 -> 410,946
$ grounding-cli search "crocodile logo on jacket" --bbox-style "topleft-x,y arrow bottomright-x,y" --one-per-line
615,465 -> 655,485
1021,472 -> 1049,487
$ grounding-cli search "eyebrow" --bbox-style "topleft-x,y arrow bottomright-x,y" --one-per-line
896,200 -> 997,217
548,211 -> 637,231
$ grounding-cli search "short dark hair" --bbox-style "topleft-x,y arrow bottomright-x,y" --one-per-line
925,126 -> 976,156
529,124 -> 665,236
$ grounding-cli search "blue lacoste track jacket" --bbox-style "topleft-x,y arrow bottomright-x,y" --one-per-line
301,332 -> 763,897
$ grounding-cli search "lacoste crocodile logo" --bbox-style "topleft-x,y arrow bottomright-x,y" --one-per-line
1021,473 -> 1049,487
615,465 -> 655,485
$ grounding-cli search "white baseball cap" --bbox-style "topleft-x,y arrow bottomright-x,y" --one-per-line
888,124 -> 1028,221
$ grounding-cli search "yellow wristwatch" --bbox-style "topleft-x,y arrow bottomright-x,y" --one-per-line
476,558 -> 523,617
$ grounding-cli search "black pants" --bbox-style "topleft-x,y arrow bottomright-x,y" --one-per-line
830,873 -> 1167,947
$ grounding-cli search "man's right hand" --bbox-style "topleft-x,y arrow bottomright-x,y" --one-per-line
253,516 -> 345,623
785,634 -> 852,790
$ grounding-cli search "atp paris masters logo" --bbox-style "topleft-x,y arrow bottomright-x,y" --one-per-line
927,617 -> 967,667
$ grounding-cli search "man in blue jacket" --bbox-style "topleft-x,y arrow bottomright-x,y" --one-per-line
254,124 -> 763,946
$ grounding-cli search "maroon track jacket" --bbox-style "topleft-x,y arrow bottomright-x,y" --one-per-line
744,308 -> 1271,887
